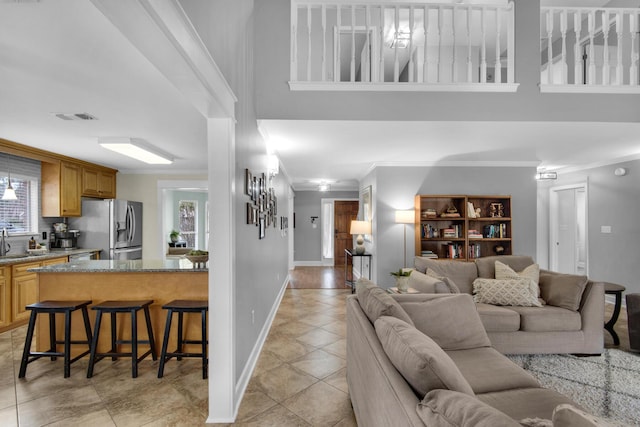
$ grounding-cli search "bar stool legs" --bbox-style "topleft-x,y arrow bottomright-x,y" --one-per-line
87,300 -> 157,378
158,300 -> 208,379
19,301 -> 93,378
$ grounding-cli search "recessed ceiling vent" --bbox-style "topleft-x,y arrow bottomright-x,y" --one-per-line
52,112 -> 98,121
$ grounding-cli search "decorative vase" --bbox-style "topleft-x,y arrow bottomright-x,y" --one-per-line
396,276 -> 409,292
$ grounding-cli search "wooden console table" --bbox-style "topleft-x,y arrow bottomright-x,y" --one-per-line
345,249 -> 371,294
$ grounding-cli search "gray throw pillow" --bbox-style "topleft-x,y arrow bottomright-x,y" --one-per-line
417,389 -> 520,427
538,272 -> 588,311
401,294 -> 492,350
426,268 -> 461,294
374,316 -> 474,398
355,278 -> 414,326
408,269 -> 444,293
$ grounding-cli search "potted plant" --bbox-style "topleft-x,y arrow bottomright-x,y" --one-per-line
390,268 -> 412,292
169,230 -> 180,243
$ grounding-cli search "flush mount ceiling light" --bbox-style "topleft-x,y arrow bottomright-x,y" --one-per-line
390,31 -> 410,48
318,182 -> 331,192
535,170 -> 557,180
99,137 -> 173,165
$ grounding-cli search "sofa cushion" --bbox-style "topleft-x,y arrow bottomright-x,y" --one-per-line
401,294 -> 492,351
417,389 -> 520,427
445,347 -> 540,394
473,278 -> 542,307
552,404 -> 607,427
539,272 -> 588,311
476,303 -> 521,332
475,255 -> 535,279
408,269 -> 446,293
374,316 -> 474,398
477,388 -> 579,422
495,260 -> 540,287
426,268 -> 461,293
508,306 -> 582,332
414,257 -> 478,294
355,278 -> 414,326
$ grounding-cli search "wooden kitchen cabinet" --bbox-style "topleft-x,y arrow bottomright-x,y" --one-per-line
82,166 -> 116,198
41,161 -> 82,217
0,267 -> 9,329
12,261 -> 41,323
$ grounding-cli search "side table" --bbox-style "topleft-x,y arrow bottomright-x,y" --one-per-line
604,282 -> 626,346
345,249 -> 372,294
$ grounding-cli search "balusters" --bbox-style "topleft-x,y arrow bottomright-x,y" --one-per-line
436,6 -> 442,83
290,3 -> 298,82
409,6 -> 415,83
546,9 -> 554,84
423,5 -> 429,83
466,7 -> 472,83
480,7 -> 487,83
306,5 -> 312,82
506,2 -> 514,84
452,7 -> 458,83
494,7 -> 501,84
350,5 -> 356,82
602,10 -> 610,85
615,12 -> 623,85
379,6 -> 385,83
573,11 -> 583,85
559,9 -> 567,84
336,4 -> 341,82
631,13 -> 638,86
321,4 -> 326,82
588,11 -> 596,84
393,6 -> 400,82
364,5 -> 371,83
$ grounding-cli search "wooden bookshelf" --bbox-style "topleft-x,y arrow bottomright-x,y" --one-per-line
415,195 -> 512,261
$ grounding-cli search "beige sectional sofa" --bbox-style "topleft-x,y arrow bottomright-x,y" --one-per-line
410,255 -> 604,355
347,280 -> 600,427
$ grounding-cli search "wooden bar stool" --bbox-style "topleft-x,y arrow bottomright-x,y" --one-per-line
87,300 -> 157,378
158,300 -> 208,379
19,300 -> 92,378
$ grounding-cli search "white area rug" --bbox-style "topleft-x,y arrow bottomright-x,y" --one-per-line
508,350 -> 640,426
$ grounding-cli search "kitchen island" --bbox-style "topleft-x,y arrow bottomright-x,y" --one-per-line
30,259 -> 207,356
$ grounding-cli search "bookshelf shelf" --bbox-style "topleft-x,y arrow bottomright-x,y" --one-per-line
415,195 -> 512,261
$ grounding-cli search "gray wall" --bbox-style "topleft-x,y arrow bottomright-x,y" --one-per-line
254,0 -> 638,123
293,190 -> 359,262
181,0 -> 290,384
368,166 -> 537,287
537,160 -> 640,295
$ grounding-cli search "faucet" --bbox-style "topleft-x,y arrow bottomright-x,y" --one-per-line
0,228 -> 9,256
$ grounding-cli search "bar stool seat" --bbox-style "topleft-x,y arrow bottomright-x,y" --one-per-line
158,299 -> 208,379
87,300 -> 157,378
19,300 -> 92,378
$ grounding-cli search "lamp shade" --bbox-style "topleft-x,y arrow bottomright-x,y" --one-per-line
350,220 -> 371,235
395,210 -> 414,224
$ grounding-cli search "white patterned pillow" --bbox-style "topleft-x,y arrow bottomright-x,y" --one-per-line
495,260 -> 540,285
473,278 -> 542,307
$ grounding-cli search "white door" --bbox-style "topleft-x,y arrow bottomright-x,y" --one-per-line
550,184 -> 588,275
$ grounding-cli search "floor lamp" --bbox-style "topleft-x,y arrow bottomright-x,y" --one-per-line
395,210 -> 415,268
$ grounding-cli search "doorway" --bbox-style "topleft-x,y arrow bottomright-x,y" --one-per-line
334,200 -> 359,266
549,183 -> 588,275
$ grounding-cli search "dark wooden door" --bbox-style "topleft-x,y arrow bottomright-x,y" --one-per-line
334,201 -> 359,266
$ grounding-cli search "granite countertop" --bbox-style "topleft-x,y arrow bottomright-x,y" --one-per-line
0,248 -> 101,266
29,258 -> 208,273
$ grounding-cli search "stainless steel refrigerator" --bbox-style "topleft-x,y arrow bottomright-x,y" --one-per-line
69,199 -> 142,260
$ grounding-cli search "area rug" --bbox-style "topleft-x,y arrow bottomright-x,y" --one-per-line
508,350 -> 640,426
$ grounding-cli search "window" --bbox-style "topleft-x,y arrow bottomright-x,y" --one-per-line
179,200 -> 197,248
0,154 -> 39,235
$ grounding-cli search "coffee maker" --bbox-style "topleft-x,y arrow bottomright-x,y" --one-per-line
51,223 -> 80,249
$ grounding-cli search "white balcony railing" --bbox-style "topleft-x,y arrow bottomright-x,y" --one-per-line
289,0 -> 518,92
541,6 -> 640,93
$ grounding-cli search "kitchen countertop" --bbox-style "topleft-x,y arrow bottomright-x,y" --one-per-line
0,248 -> 101,266
29,258 -> 208,273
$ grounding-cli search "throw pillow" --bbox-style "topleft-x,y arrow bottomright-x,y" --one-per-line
408,270 -> 443,293
416,389 -> 520,427
538,273 -> 588,311
401,294 -> 492,350
355,278 -> 414,326
426,268 -> 461,293
552,404 -> 612,427
495,260 -> 540,286
374,316 -> 474,398
415,258 -> 478,294
473,278 -> 542,307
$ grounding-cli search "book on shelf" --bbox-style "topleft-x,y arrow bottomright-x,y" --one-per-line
421,250 -> 438,259
444,243 -> 464,259
483,223 -> 508,239
468,229 -> 483,239
468,243 -> 481,259
421,224 -> 438,238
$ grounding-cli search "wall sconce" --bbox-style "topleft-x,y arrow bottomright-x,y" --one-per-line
310,216 -> 318,228
268,154 -> 279,177
614,167 -> 627,176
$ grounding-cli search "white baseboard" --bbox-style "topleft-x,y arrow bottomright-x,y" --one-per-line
233,274 -> 290,418
294,260 -> 334,267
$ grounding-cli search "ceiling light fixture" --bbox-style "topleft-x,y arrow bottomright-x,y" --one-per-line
318,182 -> 330,192
2,172 -> 17,201
99,137 -> 173,165
390,31 -> 410,48
535,170 -> 557,180
268,154 -> 279,177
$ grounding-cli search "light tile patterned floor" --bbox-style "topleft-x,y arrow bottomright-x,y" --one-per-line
0,281 -> 354,426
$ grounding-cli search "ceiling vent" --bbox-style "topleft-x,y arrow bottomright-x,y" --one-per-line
52,112 -> 98,121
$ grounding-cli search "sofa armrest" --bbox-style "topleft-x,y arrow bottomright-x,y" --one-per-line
577,280 -> 605,354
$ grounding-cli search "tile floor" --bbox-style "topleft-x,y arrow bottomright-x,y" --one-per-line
0,268 -> 355,427
0,267 -> 632,426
